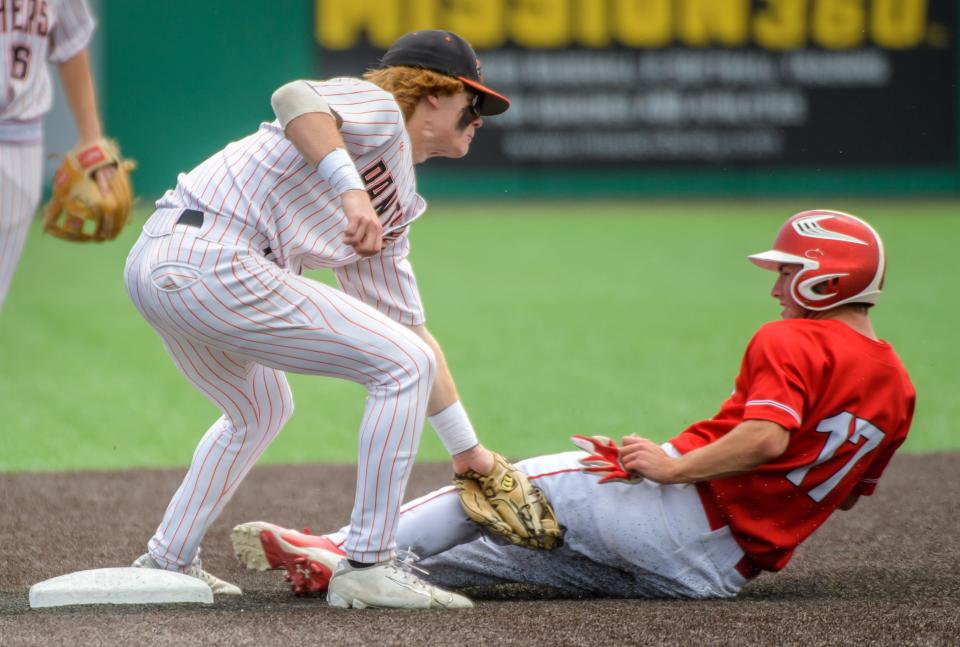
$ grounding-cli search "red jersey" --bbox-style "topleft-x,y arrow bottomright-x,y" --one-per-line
670,319 -> 915,572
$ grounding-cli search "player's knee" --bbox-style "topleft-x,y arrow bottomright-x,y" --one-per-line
410,339 -> 437,387
276,392 -> 295,429
277,398 -> 293,431
261,376 -> 296,431
391,338 -> 436,392
253,379 -> 295,433
418,341 -> 437,379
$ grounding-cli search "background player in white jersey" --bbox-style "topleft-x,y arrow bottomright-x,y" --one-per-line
125,30 -> 516,608
232,210 -> 915,600
0,0 -> 117,309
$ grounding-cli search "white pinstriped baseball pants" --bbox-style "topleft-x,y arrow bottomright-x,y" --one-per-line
124,208 -> 436,567
0,141 -> 43,311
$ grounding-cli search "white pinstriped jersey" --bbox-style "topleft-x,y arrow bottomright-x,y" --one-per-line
1,0 -> 92,308
0,0 -> 94,141
155,78 -> 427,325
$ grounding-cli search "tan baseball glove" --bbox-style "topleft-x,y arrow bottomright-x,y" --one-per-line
454,452 -> 564,550
43,138 -> 135,242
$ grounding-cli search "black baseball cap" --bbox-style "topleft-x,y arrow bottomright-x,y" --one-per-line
378,30 -> 510,116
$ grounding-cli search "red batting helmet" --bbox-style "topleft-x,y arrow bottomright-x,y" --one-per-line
748,210 -> 885,311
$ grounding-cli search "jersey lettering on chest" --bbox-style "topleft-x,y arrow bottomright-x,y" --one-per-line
0,0 -> 49,36
360,158 -> 406,240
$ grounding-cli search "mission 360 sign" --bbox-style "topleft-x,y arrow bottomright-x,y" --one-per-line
314,0 -> 956,168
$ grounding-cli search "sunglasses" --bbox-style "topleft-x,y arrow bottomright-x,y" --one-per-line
458,94 -> 482,129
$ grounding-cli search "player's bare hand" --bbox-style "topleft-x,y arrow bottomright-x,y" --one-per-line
341,189 -> 383,257
93,165 -> 116,197
619,436 -> 681,484
452,443 -> 495,475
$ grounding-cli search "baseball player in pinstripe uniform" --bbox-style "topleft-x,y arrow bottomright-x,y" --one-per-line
0,0 -> 115,310
125,30 -> 511,607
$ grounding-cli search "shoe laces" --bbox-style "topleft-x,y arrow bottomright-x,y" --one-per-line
185,563 -> 223,586
185,564 -> 210,581
387,548 -> 430,584
139,554 -> 234,592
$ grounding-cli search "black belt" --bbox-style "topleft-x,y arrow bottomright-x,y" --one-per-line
176,209 -> 273,259
176,209 -> 204,228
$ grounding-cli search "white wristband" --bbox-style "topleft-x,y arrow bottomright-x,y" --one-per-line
316,147 -> 364,195
428,401 -> 479,456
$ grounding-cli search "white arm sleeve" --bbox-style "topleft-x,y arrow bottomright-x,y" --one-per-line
271,80 -> 335,129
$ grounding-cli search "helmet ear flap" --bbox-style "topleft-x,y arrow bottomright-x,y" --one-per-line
814,276 -> 841,295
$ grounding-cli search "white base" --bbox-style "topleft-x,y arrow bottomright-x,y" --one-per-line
29,567 -> 214,608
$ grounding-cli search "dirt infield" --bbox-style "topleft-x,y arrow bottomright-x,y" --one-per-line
2,453 -> 958,646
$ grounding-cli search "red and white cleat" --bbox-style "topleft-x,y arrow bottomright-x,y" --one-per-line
231,521 -> 345,596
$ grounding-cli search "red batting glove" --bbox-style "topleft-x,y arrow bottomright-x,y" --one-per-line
570,435 -> 643,484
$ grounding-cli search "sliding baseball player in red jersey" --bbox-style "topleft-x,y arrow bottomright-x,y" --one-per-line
1,0 -> 116,309
125,31 -> 514,607
233,210 -> 915,600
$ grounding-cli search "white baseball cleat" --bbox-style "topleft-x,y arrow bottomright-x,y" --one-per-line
326,560 -> 474,610
132,553 -> 242,596
231,521 -> 344,596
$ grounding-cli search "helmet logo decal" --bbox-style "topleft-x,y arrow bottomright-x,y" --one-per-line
792,215 -> 868,245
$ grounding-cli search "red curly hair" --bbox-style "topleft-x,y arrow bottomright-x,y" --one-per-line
362,66 -> 464,122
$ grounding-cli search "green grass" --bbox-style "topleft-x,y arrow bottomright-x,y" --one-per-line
0,200 -> 955,472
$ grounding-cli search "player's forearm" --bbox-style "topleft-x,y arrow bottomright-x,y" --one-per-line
670,420 -> 790,482
283,112 -> 346,166
57,50 -> 102,144
405,323 -> 492,472
428,368 -> 459,415
405,324 -> 460,415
